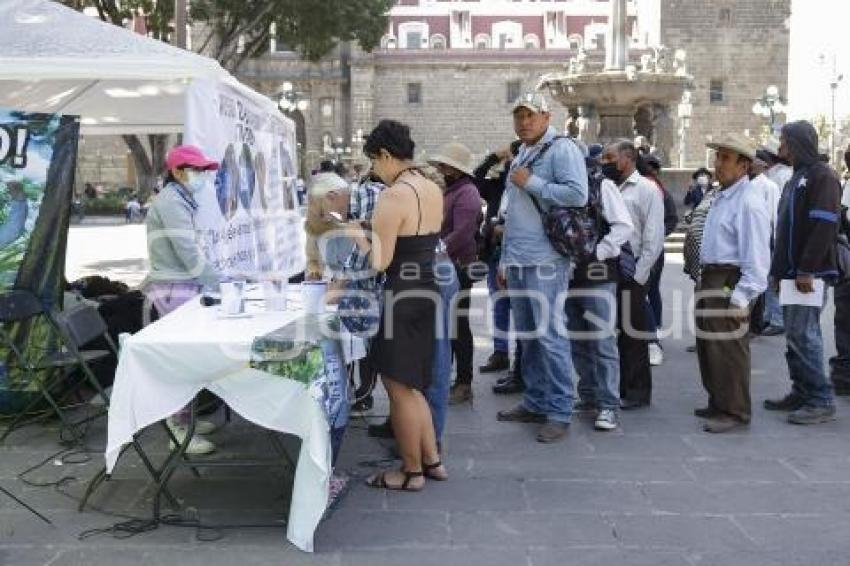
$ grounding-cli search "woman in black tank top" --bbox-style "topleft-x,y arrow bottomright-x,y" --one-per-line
348,120 -> 449,492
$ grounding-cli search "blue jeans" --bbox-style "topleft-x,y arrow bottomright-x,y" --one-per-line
784,303 -> 834,408
645,254 -> 664,339
486,256 -> 511,353
763,287 -> 784,329
507,262 -> 574,423
566,281 -> 620,411
426,259 -> 459,441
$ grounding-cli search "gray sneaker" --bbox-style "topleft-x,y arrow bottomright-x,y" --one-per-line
788,405 -> 837,425
594,409 -> 619,431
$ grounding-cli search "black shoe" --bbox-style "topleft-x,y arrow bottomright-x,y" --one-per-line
497,405 -> 546,423
620,398 -> 649,411
694,406 -> 722,418
479,351 -> 510,373
367,419 -> 394,439
763,393 -> 805,412
351,395 -> 373,412
761,325 -> 785,337
493,376 -> 524,395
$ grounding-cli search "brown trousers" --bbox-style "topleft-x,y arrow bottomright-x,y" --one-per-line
695,266 -> 752,422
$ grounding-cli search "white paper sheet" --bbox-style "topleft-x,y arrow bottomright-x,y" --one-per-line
779,278 -> 825,307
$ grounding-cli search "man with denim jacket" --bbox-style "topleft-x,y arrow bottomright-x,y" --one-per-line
495,92 -> 588,443
766,120 -> 842,424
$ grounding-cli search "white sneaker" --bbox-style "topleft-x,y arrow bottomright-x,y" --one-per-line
167,416 -> 217,435
168,426 -> 216,455
649,342 -> 664,366
594,409 -> 619,431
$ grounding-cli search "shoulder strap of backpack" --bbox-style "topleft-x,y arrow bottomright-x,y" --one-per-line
521,136 -> 574,216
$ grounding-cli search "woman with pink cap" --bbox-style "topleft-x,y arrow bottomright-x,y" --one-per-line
143,144 -> 222,454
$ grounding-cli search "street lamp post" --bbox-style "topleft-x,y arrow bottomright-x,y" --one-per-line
831,73 -> 844,165
278,81 -> 309,114
278,82 -> 309,176
751,85 -> 787,138
677,91 -> 692,169
818,53 -> 844,165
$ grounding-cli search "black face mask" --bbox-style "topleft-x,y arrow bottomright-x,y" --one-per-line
600,162 -> 621,183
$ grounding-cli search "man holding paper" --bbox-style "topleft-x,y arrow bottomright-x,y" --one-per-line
766,121 -> 842,425
695,133 -> 770,433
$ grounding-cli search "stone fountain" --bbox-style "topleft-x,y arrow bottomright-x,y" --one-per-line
539,0 -> 691,165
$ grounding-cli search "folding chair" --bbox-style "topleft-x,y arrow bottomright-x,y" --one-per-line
0,291 -> 112,444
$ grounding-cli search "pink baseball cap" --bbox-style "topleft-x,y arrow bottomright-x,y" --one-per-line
165,145 -> 220,171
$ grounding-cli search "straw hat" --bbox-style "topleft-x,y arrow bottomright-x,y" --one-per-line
706,132 -> 757,161
427,142 -> 475,177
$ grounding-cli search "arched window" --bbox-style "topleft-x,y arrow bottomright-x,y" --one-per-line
474,33 -> 491,50
430,34 -> 447,49
523,33 -> 540,49
568,34 -> 583,50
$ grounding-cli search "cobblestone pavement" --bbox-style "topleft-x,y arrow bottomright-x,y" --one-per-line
1,227 -> 848,565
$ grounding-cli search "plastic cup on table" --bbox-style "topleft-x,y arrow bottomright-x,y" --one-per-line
301,281 -> 328,314
220,280 -> 245,315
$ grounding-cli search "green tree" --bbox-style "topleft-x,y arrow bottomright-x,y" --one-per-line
60,0 -> 393,193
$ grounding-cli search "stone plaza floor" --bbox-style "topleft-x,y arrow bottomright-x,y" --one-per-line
1,222 -> 849,565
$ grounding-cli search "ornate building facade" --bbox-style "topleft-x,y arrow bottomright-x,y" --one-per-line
78,0 -> 791,189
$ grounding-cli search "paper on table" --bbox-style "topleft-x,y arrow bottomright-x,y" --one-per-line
779,279 -> 825,307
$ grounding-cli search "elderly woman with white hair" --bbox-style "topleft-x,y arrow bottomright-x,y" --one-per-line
304,172 -> 353,280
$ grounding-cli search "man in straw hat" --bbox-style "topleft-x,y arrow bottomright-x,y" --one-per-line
494,92 -> 588,443
695,132 -> 770,433
428,142 -> 482,405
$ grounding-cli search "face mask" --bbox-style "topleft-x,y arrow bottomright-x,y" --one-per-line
696,175 -> 709,186
185,170 -> 208,193
600,162 -> 621,183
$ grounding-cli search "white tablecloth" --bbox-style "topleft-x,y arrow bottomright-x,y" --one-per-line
105,290 -> 361,552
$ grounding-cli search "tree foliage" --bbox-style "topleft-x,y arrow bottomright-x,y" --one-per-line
59,0 -> 393,194
61,0 -> 393,69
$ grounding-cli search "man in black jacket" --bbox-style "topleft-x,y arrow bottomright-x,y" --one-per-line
765,120 -> 841,424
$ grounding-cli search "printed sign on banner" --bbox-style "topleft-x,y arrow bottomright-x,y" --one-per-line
184,79 -> 305,281
0,109 -> 78,413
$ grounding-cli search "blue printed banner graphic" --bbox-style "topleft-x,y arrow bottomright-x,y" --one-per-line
0,109 -> 79,412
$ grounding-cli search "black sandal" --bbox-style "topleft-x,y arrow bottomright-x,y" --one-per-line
366,470 -> 424,492
423,461 -> 448,481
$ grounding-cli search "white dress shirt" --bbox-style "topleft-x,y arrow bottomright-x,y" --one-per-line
596,178 -> 634,261
842,179 -> 850,223
765,163 -> 793,193
751,173 -> 780,235
618,170 -> 665,285
700,175 -> 771,308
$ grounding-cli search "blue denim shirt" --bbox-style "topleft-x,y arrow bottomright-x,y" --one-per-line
500,127 -> 588,267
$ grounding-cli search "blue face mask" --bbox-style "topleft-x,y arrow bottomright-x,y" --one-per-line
185,170 -> 208,193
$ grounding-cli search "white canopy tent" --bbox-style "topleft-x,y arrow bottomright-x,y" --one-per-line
0,0 -> 285,135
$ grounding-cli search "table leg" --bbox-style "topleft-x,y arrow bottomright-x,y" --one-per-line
153,399 -> 198,520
